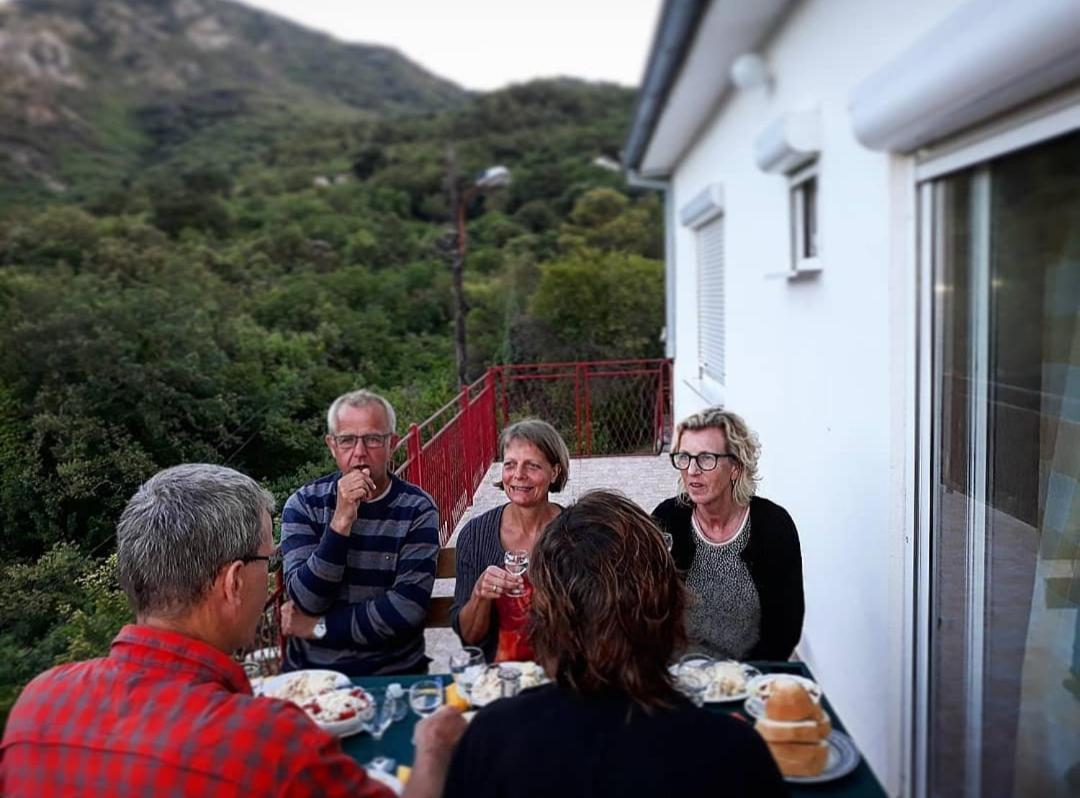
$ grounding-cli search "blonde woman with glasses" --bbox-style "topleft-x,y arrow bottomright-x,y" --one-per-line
652,408 -> 804,661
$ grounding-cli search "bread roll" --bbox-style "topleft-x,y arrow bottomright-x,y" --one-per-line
767,740 -> 829,777
765,678 -> 817,722
755,717 -> 826,744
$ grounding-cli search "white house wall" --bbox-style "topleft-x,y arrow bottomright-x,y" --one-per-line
667,0 -> 967,793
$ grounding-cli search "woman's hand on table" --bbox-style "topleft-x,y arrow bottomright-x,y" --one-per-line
472,566 -> 523,601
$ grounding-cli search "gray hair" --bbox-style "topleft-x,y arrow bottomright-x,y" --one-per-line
494,418 -> 571,493
326,389 -> 397,435
674,407 -> 761,506
116,464 -> 275,617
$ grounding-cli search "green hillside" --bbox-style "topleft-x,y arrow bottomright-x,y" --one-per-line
0,0 -> 467,203
0,0 -> 663,717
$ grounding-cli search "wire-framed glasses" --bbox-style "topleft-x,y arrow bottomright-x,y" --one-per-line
331,433 -> 391,450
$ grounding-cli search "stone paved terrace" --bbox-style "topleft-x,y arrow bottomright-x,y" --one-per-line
424,454 -> 674,671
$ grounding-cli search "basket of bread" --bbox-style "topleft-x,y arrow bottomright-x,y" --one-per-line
753,677 -> 832,778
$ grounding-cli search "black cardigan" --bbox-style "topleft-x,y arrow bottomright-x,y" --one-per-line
652,495 -> 804,661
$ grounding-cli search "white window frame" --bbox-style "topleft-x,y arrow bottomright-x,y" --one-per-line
912,91 -> 1080,798
696,215 -> 726,386
789,161 -> 821,277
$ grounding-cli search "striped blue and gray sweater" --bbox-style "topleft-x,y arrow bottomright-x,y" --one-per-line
280,471 -> 439,676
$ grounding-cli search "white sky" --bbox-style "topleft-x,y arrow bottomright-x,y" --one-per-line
236,0 -> 661,91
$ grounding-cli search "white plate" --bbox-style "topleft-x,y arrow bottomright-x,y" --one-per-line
743,673 -> 823,718
257,669 -> 351,700
784,731 -> 860,784
469,661 -> 551,707
256,670 -> 374,735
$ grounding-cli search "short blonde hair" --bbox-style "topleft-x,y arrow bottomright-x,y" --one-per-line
494,418 -> 570,493
674,407 -> 760,506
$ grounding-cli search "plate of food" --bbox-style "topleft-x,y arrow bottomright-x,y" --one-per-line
703,661 -> 762,703
743,673 -> 822,718
469,661 -> 551,707
256,669 -> 374,736
750,675 -> 855,783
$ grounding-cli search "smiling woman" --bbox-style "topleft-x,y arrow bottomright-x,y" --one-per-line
652,408 -> 805,661
450,419 -> 570,662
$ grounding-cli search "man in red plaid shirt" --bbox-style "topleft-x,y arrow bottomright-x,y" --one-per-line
0,464 -> 464,797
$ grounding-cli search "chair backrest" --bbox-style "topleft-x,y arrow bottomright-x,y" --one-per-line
425,546 -> 457,628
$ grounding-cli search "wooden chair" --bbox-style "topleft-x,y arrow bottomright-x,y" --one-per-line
425,547 -> 457,628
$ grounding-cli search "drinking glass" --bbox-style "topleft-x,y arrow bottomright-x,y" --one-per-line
498,665 -> 522,698
449,646 -> 485,703
504,549 -> 529,596
363,688 -> 395,741
408,679 -> 443,718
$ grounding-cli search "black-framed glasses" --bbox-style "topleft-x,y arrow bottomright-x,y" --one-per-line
331,433 -> 391,450
670,451 -> 736,471
242,550 -> 282,573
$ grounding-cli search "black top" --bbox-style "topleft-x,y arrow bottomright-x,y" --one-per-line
652,496 -> 804,661
443,684 -> 789,798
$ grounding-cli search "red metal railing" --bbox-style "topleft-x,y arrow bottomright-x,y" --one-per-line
492,359 -> 672,457
392,371 -> 499,545
391,358 -> 672,543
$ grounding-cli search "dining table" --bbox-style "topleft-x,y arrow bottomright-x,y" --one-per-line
341,661 -> 888,797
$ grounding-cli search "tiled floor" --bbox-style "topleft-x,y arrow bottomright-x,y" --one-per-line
425,454 -> 675,670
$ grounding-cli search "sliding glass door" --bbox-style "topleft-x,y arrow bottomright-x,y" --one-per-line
924,129 -> 1079,797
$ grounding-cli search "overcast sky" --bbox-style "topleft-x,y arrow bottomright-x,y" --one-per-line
236,0 -> 661,91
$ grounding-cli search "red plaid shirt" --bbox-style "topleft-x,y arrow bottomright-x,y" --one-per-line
0,625 -> 392,798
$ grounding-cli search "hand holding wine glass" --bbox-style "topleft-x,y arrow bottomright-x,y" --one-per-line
503,549 -> 529,596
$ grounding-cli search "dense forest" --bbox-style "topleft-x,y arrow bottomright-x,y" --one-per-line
0,0 -> 663,716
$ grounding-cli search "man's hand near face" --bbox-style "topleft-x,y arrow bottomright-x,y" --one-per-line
330,466 -> 377,536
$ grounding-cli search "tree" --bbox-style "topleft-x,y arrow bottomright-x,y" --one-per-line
528,248 -> 664,361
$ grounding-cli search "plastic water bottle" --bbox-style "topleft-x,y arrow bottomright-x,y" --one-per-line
387,683 -> 408,722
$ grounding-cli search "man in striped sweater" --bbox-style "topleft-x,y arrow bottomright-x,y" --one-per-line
280,389 -> 439,675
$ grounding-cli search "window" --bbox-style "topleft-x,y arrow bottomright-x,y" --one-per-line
789,163 -> 821,275
924,129 -> 1079,798
697,215 -> 725,383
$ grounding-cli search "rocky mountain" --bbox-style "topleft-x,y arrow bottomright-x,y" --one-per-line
0,0 -> 468,200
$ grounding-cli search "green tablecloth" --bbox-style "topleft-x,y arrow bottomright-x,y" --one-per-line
342,663 -> 887,798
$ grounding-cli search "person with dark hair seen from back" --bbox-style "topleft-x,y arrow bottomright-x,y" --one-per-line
280,389 -> 440,676
443,490 -> 789,798
0,464 -> 465,798
451,418 -> 569,662
653,407 -> 804,661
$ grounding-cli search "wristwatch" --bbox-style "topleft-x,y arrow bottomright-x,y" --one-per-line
313,617 -> 327,640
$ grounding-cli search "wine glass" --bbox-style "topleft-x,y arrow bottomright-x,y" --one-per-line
408,679 -> 443,718
449,646 -> 485,704
504,549 -> 529,596
363,688 -> 395,741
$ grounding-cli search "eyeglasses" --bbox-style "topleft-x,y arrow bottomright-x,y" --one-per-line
670,451 -> 736,471
331,433 -> 391,450
242,550 -> 282,573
